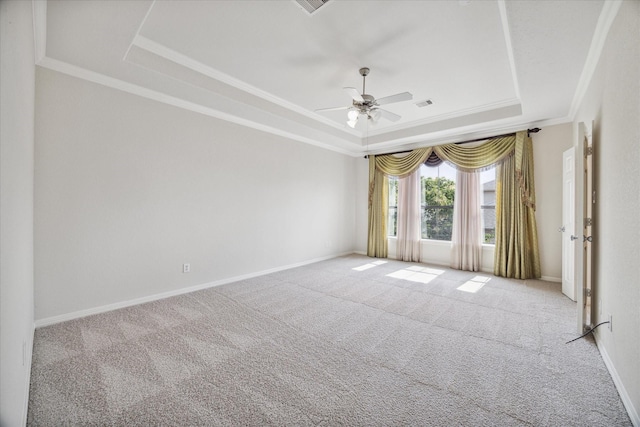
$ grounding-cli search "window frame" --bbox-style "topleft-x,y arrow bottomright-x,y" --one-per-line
386,164 -> 496,245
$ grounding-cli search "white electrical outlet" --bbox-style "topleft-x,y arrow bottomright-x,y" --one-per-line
608,314 -> 612,331
183,263 -> 191,273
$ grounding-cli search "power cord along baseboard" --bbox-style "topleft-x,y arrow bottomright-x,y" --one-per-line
565,321 -> 610,344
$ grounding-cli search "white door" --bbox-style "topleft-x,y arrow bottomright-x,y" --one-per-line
561,147 -> 576,301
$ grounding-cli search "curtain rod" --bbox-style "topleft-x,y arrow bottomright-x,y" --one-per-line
363,127 -> 541,159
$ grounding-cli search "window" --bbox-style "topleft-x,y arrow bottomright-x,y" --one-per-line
388,177 -> 398,236
387,163 -> 496,244
480,168 -> 496,244
420,163 -> 456,240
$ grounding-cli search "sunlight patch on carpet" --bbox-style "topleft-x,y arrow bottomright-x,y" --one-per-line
386,266 -> 444,284
352,260 -> 387,271
457,275 -> 491,293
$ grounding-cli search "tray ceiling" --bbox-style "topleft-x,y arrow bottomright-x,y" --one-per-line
38,0 -> 614,155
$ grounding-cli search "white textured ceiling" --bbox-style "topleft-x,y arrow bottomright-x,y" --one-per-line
38,0 -> 611,155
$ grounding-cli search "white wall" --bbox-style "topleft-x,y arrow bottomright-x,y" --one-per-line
355,157 -> 370,253
532,123 -> 573,281
0,1 -> 36,425
574,0 -> 640,421
355,126 -> 570,282
34,68 -> 357,322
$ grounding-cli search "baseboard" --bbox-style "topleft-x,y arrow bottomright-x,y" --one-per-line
384,253 -> 495,274
352,252 -> 561,283
595,335 -> 639,426
34,251 -> 354,328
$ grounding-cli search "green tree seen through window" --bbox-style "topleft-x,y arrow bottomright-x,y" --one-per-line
421,176 -> 455,241
422,177 -> 455,206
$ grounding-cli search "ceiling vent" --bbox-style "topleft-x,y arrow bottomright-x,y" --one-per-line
416,99 -> 433,108
295,0 -> 331,15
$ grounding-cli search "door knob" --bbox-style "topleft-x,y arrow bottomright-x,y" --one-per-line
570,235 -> 580,241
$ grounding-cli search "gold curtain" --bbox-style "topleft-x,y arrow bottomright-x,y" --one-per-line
367,156 -> 389,257
493,133 -> 541,279
367,130 -> 541,279
367,148 -> 432,257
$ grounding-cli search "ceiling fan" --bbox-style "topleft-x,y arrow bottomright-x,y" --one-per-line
315,67 -> 413,129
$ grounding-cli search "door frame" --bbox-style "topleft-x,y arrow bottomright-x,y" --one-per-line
575,121 -> 594,333
562,146 -> 576,301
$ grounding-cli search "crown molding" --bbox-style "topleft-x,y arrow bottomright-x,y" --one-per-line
497,0 -> 521,100
360,115 -> 573,156
123,0 -> 156,61
32,0 -> 47,64
130,35 -> 359,138
31,0 -> 590,159
367,98 -> 522,138
34,56 -> 563,159
37,56 -> 361,157
568,0 -> 622,119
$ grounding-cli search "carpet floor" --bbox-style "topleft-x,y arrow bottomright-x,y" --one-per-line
27,254 -> 632,426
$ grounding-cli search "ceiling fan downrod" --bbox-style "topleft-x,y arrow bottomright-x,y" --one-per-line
360,67 -> 369,95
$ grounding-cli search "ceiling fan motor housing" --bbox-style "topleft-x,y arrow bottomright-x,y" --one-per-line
353,94 -> 377,114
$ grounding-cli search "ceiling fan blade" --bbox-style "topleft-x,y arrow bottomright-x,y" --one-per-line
343,87 -> 364,103
377,108 -> 401,122
315,106 -> 350,113
375,92 -> 413,106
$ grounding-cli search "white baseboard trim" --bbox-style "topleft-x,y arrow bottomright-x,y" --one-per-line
376,253 -> 494,275
595,336 -> 639,426
34,251 -> 355,328
349,252 -> 562,283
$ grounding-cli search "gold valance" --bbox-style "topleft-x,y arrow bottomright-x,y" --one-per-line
373,133 -> 517,176
434,135 -> 515,172
374,147 -> 433,178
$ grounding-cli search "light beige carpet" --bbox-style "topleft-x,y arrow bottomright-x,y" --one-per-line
28,254 -> 631,426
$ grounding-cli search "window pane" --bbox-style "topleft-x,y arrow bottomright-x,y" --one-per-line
420,163 -> 456,241
388,177 -> 398,236
480,168 -> 496,244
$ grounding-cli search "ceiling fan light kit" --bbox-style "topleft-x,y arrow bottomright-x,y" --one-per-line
316,67 -> 413,129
